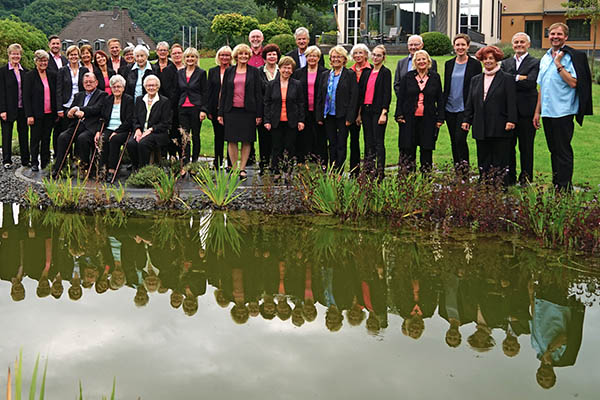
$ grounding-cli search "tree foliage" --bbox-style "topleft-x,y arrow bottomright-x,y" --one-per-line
563,0 -> 600,74
254,0 -> 331,20
211,13 -> 259,44
0,16 -> 47,68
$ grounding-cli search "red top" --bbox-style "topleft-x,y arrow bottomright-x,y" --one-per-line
104,76 -> 112,96
363,70 -> 378,105
182,75 -> 194,107
414,75 -> 429,117
280,84 -> 288,122
307,71 -> 317,111
248,47 -> 265,68
232,71 -> 246,108
351,62 -> 371,82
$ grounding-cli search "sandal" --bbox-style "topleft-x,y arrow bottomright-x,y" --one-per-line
239,169 -> 247,179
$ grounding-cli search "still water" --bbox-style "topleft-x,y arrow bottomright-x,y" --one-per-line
0,203 -> 599,399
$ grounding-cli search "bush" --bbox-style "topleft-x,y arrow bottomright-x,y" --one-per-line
497,42 -> 515,59
126,165 -> 163,188
319,30 -> 338,45
270,34 -> 296,54
260,18 -> 293,42
198,48 -> 216,58
421,32 -> 452,56
0,17 -> 47,69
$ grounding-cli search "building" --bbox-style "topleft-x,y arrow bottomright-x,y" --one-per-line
58,7 -> 156,52
501,0 -> 598,49
336,0 -> 503,46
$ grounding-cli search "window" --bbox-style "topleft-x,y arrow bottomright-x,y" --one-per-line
567,19 -> 590,41
459,0 -> 480,34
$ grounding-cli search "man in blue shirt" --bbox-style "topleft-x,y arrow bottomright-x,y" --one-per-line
534,22 -> 586,191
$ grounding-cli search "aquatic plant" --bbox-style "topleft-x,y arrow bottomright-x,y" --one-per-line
193,165 -> 244,208
103,182 -> 127,204
152,169 -> 179,206
6,350 -> 48,400
23,186 -> 41,207
42,175 -> 86,209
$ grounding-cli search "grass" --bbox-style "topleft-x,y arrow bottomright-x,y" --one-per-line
193,164 -> 244,208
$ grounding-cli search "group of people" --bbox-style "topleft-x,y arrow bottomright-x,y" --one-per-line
0,23 -> 592,187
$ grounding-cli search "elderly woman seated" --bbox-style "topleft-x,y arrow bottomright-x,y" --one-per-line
126,75 -> 172,169
95,74 -> 134,182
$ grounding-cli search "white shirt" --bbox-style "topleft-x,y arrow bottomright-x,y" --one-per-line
514,52 -> 529,81
142,94 -> 159,130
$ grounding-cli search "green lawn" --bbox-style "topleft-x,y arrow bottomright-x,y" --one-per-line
6,55 -> 600,185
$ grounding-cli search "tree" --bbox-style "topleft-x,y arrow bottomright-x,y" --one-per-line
0,16 -> 47,69
211,13 -> 258,44
563,0 -> 600,75
254,0 -> 331,20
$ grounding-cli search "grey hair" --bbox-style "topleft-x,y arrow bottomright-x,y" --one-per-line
294,27 -> 309,39
350,43 -> 371,59
511,32 -> 531,43
304,45 -> 321,58
248,29 -> 264,39
122,45 -> 134,54
143,74 -> 161,89
407,34 -> 424,44
133,45 -> 149,57
109,74 -> 126,88
34,49 -> 49,61
156,41 -> 169,50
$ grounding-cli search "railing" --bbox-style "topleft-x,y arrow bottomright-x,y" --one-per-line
467,29 -> 485,44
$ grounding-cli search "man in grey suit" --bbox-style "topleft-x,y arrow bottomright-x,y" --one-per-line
393,34 -> 438,95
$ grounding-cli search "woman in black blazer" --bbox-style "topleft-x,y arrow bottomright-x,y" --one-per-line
93,50 -> 116,94
462,46 -> 517,186
357,45 -> 391,179
176,47 -> 207,165
293,45 -> 328,166
263,56 -> 305,177
207,46 -> 232,169
257,43 -> 281,173
95,75 -> 134,182
0,43 -> 29,168
126,75 -> 172,169
56,45 -> 88,148
217,44 -> 263,178
395,50 -> 444,173
444,34 -> 482,170
315,46 -> 359,171
23,50 -> 57,171
123,45 -> 159,100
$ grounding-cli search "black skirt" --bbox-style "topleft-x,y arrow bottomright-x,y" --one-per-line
224,107 -> 256,143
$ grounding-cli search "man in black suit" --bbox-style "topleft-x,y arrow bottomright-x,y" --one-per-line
286,27 -> 325,70
52,72 -> 107,176
46,35 -> 67,73
393,34 -> 437,94
501,32 -> 540,185
107,38 -> 126,73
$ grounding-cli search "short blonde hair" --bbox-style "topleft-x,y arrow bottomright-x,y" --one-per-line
278,55 -> 296,69
7,43 -> 22,55
107,38 -> 121,48
183,47 -> 199,60
232,43 -> 251,62
412,50 -> 432,70
34,49 -> 49,61
549,22 -> 569,36
329,45 -> 348,65
304,45 -> 321,59
215,45 -> 232,65
66,45 -> 80,57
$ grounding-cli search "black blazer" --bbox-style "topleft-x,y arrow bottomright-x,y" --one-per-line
123,63 -> 159,98
463,71 -> 518,140
562,45 -> 593,126
315,68 -> 359,123
99,93 -> 135,134
286,48 -> 325,70
23,69 -> 57,118
358,65 -> 392,115
263,77 -> 305,128
395,70 -> 444,150
394,56 -> 438,95
47,54 -> 68,73
0,64 -> 29,120
67,89 -> 108,132
132,94 -> 172,146
110,56 -> 127,73
176,67 -> 207,110
158,63 -> 179,104
218,65 -> 263,117
500,54 -> 539,117
56,65 -> 89,111
292,65 -> 327,114
93,66 -> 116,92
443,56 -> 482,112
206,66 -> 225,117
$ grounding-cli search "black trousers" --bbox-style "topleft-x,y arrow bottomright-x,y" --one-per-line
361,105 -> 387,176
307,111 -> 327,166
30,113 -> 54,169
1,108 -> 29,165
476,137 -> 511,186
348,122 -> 361,175
399,117 -> 432,173
75,129 -> 97,166
270,124 -> 297,174
168,104 -> 181,158
324,116 -> 349,170
445,111 -> 469,167
509,115 -> 536,185
126,134 -> 163,169
258,124 -> 272,172
101,129 -> 130,170
212,118 -> 227,168
543,115 -> 574,190
179,105 -> 202,163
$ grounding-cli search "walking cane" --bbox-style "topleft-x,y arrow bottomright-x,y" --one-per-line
110,130 -> 133,184
85,122 -> 105,182
55,117 -> 83,178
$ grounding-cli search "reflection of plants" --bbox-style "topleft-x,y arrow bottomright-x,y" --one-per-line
23,186 -> 41,207
200,211 -> 243,257
102,208 -> 127,228
194,165 -> 244,208
42,211 -> 87,251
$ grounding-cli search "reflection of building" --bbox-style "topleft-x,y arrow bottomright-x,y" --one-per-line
336,1 -> 503,45
501,0 -> 599,49
58,7 -> 156,52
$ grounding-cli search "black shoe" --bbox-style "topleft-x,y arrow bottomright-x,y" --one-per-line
3,162 -> 12,170
105,172 -> 115,183
31,165 -> 39,172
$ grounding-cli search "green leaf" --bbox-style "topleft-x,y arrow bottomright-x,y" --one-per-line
28,354 -> 40,400
38,356 -> 48,400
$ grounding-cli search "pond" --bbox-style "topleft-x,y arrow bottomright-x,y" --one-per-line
1,203 -> 599,399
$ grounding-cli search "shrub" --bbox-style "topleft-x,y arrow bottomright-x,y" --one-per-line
260,18 -> 292,42
421,32 -> 452,56
198,48 -> 216,58
319,30 -> 338,45
270,34 -> 296,54
497,42 -> 515,59
125,165 -> 163,188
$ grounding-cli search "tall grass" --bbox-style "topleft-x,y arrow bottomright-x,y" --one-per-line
42,175 -> 86,208
193,165 -> 244,208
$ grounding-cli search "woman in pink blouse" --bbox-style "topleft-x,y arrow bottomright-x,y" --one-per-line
93,50 -> 115,95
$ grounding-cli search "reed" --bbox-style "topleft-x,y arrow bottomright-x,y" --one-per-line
193,165 -> 244,208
